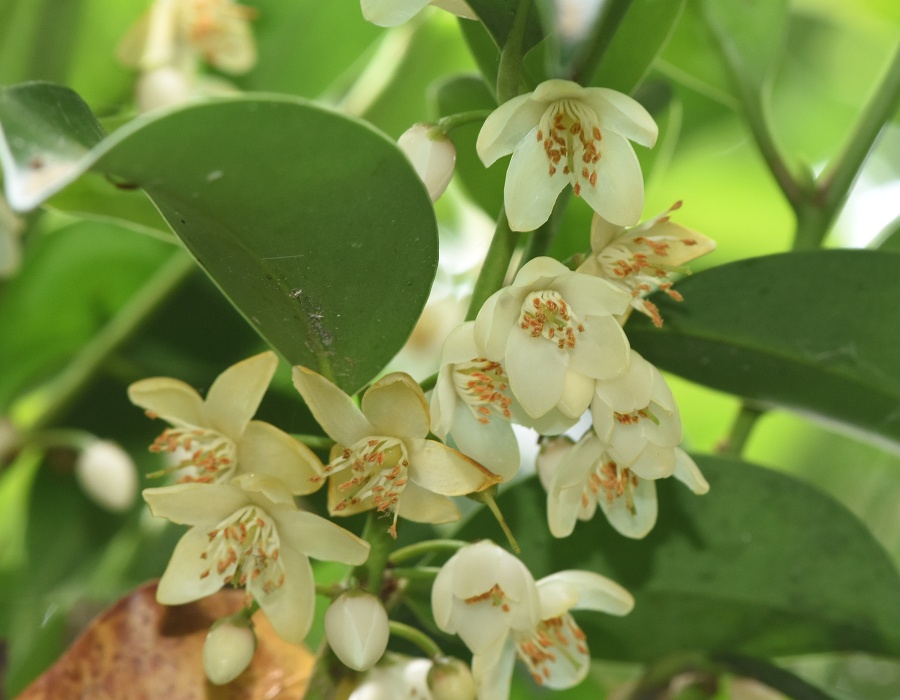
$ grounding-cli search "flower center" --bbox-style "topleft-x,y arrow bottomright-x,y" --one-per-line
613,407 -> 659,427
463,583 -> 512,612
536,99 -> 603,197
324,436 -> 410,538
586,460 -> 638,514
453,359 -> 513,425
148,426 -> 236,483
516,613 -> 589,687
519,291 -> 584,349
200,506 -> 284,594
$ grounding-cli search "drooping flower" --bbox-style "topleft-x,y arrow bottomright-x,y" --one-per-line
431,322 -> 520,480
477,79 -> 658,232
398,124 -> 457,202
129,352 -> 323,492
144,474 -> 370,645
293,367 -> 500,537
577,202 -> 716,327
326,591 -> 391,672
473,256 -> 631,425
547,431 -> 709,539
361,0 -> 477,27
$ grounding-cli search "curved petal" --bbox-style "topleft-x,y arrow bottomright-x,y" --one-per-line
552,432 -> 605,493
674,449 -> 710,494
474,290 -> 521,360
523,613 -> 591,690
580,132 -> 644,227
554,272 -> 631,318
292,366 -> 374,446
440,321 -> 480,364
582,87 -> 658,148
504,128 -> 570,232
407,438 -> 500,495
569,316 -> 630,380
589,212 -> 624,251
362,372 -> 430,439
593,350 -> 654,413
547,478 -> 585,539
143,482 -> 248,525
238,420 -> 324,495
156,526 -> 227,604
205,351 -> 278,438
555,370 -> 595,420
360,0 -> 431,26
537,570 -> 634,616
518,405 -> 580,436
397,481 -> 461,523
512,256 -> 570,287
275,509 -> 370,565
627,442 -> 676,480
254,549 -> 315,645
430,367 -> 456,439
474,639 -> 516,700
449,403 -> 520,481
477,94 -> 546,166
505,331 -> 568,418
599,476 -> 657,538
531,79 -> 587,102
128,377 -> 205,426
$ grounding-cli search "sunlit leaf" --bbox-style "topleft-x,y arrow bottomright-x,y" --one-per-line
17,582 -> 313,699
627,250 -> 900,449
457,457 -> 900,659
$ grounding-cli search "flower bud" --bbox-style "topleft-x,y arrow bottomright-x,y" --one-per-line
75,440 -> 138,512
136,66 -> 194,112
325,590 -> 390,671
398,124 -> 456,202
203,619 -> 257,685
427,657 -> 477,700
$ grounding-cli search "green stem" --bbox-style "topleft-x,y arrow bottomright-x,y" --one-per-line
294,433 -> 336,451
496,0 -> 531,103
465,209 -> 520,321
469,487 -> 520,553
388,566 -> 441,582
434,109 -> 493,136
389,621 -> 444,659
568,0 -> 634,85
12,251 -> 195,431
717,403 -> 765,458
389,539 -> 468,564
712,653 -> 838,700
419,372 -> 438,394
354,511 -> 395,594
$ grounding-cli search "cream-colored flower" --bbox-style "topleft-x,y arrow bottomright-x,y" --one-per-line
398,124 -> 457,202
349,654 -> 433,699
431,322 -> 520,481
547,431 -> 709,539
129,352 -> 323,492
474,256 -> 631,423
75,440 -> 138,512
477,79 -> 658,232
144,474 -> 370,645
203,619 -> 256,684
577,202 -> 716,327
326,591 -> 391,672
361,0 -> 477,27
293,367 -> 500,537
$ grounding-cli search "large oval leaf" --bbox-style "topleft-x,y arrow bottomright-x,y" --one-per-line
628,250 -> 900,449
458,456 -> 900,660
0,83 -> 439,393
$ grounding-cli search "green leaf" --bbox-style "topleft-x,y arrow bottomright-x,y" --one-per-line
458,456 -> 900,659
627,250 -> 900,449
0,83 -> 439,393
465,0 -> 545,54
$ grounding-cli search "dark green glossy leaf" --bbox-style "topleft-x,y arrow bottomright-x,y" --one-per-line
458,457 -> 900,659
466,0 -> 545,54
628,250 -> 900,448
0,83 -> 439,393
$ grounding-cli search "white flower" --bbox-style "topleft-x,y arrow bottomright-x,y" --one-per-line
293,368 -> 500,537
398,124 -> 457,202
361,0 -> 477,27
144,474 -> 370,645
431,322 -> 520,481
477,79 -> 658,231
349,655 -> 433,700
326,591 -> 391,671
577,202 -> 716,327
474,256 -> 631,423
75,440 -> 138,512
129,352 -> 322,492
547,431 -> 709,539
203,619 -> 256,684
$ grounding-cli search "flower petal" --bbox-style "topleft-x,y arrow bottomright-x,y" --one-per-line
504,127 -> 569,232
143,482 -> 249,526
440,321 -> 480,364
362,372 -> 430,439
156,526 -> 228,604
275,509 -> 370,565
406,438 -> 500,495
593,350 -> 654,414
474,290 -> 521,360
505,331 -> 568,418
511,256 -> 570,288
568,316 -> 630,380
588,212 -> 624,251
253,547 -> 315,645
553,272 -> 631,318
292,366 -> 375,446
579,131 -> 644,227
128,377 -> 205,426
626,442 -> 676,480
205,351 -> 278,438
476,94 -> 546,166
473,639 -> 516,700
396,481 -> 461,523
673,448 -> 710,494
238,420 -> 324,495
360,0 -> 432,26
449,402 -> 520,481
537,570 -> 634,616
599,475 -> 657,538
582,87 -> 658,148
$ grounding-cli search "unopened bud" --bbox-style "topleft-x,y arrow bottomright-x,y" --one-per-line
398,124 -> 456,202
428,657 -> 476,700
325,590 -> 390,672
75,440 -> 138,512
203,619 -> 257,685
136,66 -> 194,112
